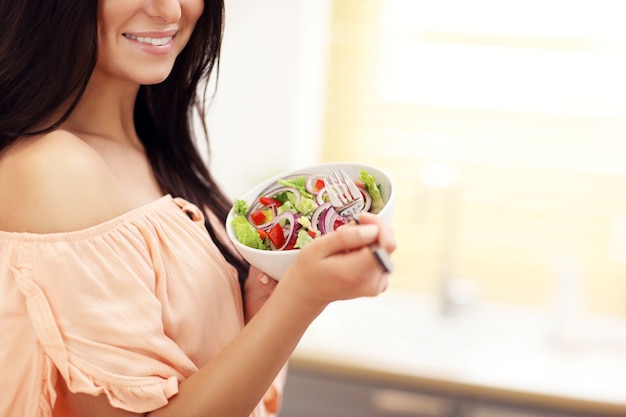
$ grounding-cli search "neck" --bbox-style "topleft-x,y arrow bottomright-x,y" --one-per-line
62,72 -> 142,148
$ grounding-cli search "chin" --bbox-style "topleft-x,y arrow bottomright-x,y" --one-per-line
143,76 -> 172,86
126,59 -> 179,85
138,70 -> 176,86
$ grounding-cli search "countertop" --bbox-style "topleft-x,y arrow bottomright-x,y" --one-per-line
291,290 -> 626,416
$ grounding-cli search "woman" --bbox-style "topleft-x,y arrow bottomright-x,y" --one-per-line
0,0 -> 396,416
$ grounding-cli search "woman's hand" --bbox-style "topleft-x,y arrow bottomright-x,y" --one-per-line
243,266 -> 278,324
279,212 -> 396,309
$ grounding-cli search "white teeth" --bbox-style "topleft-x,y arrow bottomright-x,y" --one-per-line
124,34 -> 173,46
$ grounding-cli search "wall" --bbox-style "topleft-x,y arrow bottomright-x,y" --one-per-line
206,0 -> 331,199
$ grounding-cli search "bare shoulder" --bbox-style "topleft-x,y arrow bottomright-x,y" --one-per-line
0,131 -> 127,233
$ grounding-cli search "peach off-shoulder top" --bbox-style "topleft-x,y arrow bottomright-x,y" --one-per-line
0,195 -> 271,417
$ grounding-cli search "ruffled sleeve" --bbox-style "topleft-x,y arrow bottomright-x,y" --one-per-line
0,195 -> 245,415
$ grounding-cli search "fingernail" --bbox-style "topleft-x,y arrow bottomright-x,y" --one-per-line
258,274 -> 270,285
358,224 -> 379,239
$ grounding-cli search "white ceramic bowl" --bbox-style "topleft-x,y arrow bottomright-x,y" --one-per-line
225,161 -> 395,280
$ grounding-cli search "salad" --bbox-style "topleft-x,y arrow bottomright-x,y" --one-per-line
231,169 -> 385,251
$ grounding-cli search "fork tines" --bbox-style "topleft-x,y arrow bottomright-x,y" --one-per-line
338,169 -> 361,201
326,169 -> 365,221
324,169 -> 394,273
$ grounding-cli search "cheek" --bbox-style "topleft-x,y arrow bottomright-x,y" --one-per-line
178,0 -> 204,48
185,0 -> 205,26
96,1 -> 126,57
95,23 -> 117,69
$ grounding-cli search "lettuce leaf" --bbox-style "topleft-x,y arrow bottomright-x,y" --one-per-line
278,176 -> 314,199
234,199 -> 249,216
295,229 -> 314,249
295,196 -> 317,216
358,169 -> 384,214
232,216 -> 268,250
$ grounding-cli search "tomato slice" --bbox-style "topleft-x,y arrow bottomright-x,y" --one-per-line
267,223 -> 286,248
250,210 -> 267,225
259,197 -> 282,207
314,179 -> 325,192
257,229 -> 268,241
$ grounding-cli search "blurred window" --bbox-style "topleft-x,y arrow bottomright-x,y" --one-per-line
321,0 -> 626,315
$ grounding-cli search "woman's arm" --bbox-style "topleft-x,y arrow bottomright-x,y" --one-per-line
62,214 -> 393,417
0,132 -> 395,417
244,267 -> 285,415
149,214 -> 393,417
1,135 -> 395,417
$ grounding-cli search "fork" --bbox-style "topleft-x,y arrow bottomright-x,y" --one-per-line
325,169 -> 394,273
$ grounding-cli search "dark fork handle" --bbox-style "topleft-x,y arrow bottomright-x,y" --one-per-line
352,216 -> 394,273
370,243 -> 395,273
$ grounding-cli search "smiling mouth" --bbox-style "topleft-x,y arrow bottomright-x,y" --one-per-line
123,34 -> 173,46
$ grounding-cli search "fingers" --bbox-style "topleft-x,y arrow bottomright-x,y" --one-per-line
257,272 -> 278,289
262,385 -> 280,415
323,246 -> 391,298
244,269 -> 278,323
278,214 -> 396,304
250,265 -> 278,285
306,222 -> 380,259
357,212 -> 397,254
300,213 -> 396,276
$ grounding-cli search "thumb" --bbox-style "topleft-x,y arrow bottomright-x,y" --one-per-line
313,223 -> 380,257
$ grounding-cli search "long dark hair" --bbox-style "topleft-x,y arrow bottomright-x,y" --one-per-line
0,0 -> 249,287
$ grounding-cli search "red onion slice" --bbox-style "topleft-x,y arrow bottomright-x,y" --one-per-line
269,211 -> 299,250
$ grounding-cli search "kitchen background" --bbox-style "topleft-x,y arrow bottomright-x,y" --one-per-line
207,0 -> 626,416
